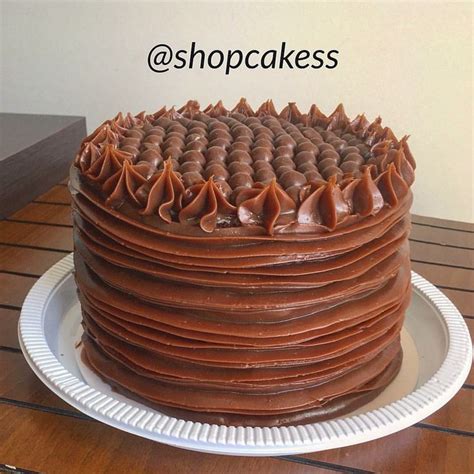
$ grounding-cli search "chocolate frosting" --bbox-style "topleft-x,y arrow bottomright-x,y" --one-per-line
179,178 -> 236,232
73,99 -> 415,235
102,160 -> 147,208
139,159 -> 185,222
237,180 -> 296,235
70,100 -> 415,426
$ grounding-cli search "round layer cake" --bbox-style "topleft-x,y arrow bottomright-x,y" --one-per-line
70,99 -> 415,426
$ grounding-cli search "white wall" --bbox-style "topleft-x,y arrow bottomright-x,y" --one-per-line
1,1 -> 472,222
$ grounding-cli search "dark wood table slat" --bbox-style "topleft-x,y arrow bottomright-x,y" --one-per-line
411,261 -> 474,292
0,405 -> 326,474
0,245 -> 69,276
0,221 -> 73,252
9,202 -> 73,226
0,309 -> 21,349
304,425 -> 473,474
421,388 -> 473,431
2,404 -> 472,474
0,274 -> 37,308
439,289 -> 473,317
34,185 -> 72,205
412,214 -> 474,233
410,225 -> 474,250
409,240 -> 474,269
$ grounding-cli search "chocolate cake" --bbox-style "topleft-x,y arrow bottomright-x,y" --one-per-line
70,99 -> 415,426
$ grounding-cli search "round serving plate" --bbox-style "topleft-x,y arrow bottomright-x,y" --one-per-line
19,254 -> 472,456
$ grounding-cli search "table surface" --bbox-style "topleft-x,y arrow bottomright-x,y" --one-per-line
0,178 -> 472,474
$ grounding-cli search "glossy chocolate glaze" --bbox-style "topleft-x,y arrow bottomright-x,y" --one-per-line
70,100 -> 415,426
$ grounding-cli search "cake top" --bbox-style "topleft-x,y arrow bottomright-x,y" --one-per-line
74,98 -> 415,235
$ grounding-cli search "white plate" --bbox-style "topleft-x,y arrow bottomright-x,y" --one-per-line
19,254 -> 472,456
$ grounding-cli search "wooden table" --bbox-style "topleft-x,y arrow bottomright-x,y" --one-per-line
1,180 -> 472,474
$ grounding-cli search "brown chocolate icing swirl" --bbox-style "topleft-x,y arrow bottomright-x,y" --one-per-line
179,178 -> 237,232
256,99 -> 279,117
348,113 -> 371,136
232,97 -> 254,116
237,180 -> 296,235
318,176 -> 351,229
308,103 -> 330,127
280,102 -> 303,123
102,160 -> 147,208
390,149 -> 415,186
75,142 -> 100,173
147,106 -> 167,122
400,136 -> 416,169
297,176 -> 353,229
297,182 -> 326,225
178,100 -> 200,119
161,106 -> 181,120
203,99 -> 229,117
376,163 -> 409,207
327,103 -> 350,131
80,124 -> 120,153
84,144 -> 133,183
352,167 -> 384,217
139,159 -> 185,223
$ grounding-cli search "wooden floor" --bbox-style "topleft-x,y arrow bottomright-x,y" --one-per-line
1,179 -> 473,474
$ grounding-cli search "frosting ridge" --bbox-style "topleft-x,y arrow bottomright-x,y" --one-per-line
237,179 -> 296,235
179,178 -> 237,232
139,159 -> 185,223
